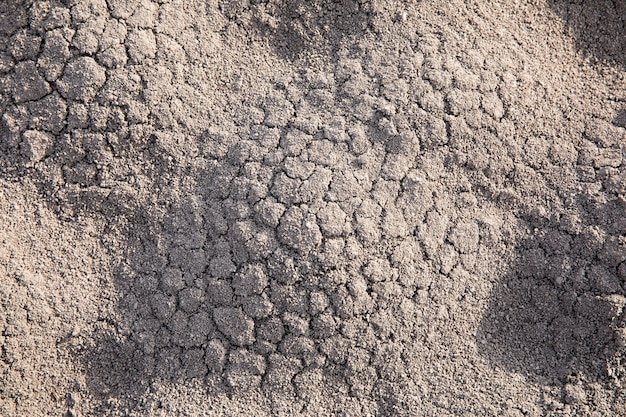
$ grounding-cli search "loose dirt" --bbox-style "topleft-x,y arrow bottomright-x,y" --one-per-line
1,1 -> 625,416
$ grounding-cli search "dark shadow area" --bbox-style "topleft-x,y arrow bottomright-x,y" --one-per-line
477,189 -> 626,384
233,0 -> 373,61
614,107 -> 626,128
60,133 -> 243,405
548,0 -> 626,68
73,328 -> 154,412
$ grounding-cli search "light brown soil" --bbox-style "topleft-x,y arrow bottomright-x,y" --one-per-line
1,1 -> 625,416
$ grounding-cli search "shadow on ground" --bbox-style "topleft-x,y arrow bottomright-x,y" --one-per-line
239,0 -> 373,60
548,0 -> 626,68
477,187 -> 626,384
476,0 -> 626,384
614,108 -> 626,128
477,0 -> 626,386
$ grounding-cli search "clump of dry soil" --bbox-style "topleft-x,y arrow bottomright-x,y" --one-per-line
0,0 -> 625,416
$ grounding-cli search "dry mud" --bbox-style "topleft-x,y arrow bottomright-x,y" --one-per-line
0,1 -> 625,416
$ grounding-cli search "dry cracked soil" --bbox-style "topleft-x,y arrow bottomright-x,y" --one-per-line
0,0 -> 625,416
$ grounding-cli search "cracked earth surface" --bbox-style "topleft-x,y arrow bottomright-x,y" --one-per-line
0,0 -> 625,416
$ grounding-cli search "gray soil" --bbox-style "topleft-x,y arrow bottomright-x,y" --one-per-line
0,0 -> 625,416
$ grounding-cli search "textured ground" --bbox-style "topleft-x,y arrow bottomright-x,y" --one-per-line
0,0 -> 625,416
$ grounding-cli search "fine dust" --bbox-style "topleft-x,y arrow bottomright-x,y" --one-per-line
0,0 -> 625,416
